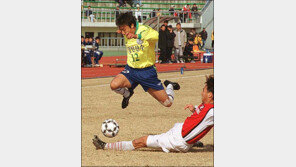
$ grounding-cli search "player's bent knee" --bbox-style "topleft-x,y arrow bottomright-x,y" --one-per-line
110,81 -> 120,90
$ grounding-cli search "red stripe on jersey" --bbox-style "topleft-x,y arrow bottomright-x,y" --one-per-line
182,103 -> 214,138
186,126 -> 213,144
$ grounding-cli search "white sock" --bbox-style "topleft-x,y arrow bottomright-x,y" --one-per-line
165,84 -> 174,102
104,141 -> 135,151
114,88 -> 130,98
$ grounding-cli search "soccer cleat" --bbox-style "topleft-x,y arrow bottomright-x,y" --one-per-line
92,135 -> 106,150
122,88 -> 134,109
164,80 -> 180,90
192,141 -> 204,147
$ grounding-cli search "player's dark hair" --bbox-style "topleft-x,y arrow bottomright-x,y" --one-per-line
116,12 -> 137,28
205,75 -> 214,99
95,36 -> 100,40
176,22 -> 181,26
81,36 -> 84,38
161,24 -> 165,28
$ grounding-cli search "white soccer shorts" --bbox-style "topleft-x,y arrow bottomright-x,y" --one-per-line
146,123 -> 193,153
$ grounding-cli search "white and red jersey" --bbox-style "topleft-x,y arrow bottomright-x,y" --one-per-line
182,103 -> 214,144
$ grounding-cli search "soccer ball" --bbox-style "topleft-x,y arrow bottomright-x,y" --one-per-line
101,119 -> 119,138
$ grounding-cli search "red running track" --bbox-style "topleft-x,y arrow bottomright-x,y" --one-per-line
81,56 -> 213,79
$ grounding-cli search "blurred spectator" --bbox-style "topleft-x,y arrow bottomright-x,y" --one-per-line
173,23 -> 187,63
189,28 -> 197,40
182,4 -> 192,23
191,3 -> 199,21
89,37 -> 94,45
83,37 -> 92,67
166,25 -> 176,63
150,9 -> 156,18
81,36 -> 85,45
169,5 -> 175,16
115,0 -> 124,7
94,37 -> 104,67
86,6 -> 93,17
199,28 -> 208,49
133,0 -> 142,7
89,13 -> 96,22
178,9 -> 184,23
156,8 -> 161,17
211,31 -> 214,49
115,6 -> 120,19
183,38 -> 195,63
84,37 -> 90,45
194,34 -> 203,50
163,20 -> 168,30
158,25 -> 167,63
135,7 -> 142,23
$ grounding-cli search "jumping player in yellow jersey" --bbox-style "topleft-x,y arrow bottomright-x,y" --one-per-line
110,12 -> 180,109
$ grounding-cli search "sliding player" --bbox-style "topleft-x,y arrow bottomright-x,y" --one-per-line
110,12 -> 180,109
93,75 -> 214,153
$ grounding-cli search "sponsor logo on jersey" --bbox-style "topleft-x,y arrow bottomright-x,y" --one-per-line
127,45 -> 144,54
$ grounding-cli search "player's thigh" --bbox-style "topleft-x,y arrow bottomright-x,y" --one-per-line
147,88 -> 169,103
110,74 -> 131,90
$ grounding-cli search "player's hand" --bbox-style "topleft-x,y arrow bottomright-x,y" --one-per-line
184,104 -> 195,113
126,33 -> 137,39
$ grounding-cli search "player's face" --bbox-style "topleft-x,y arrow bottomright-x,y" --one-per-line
118,24 -> 135,35
161,26 -> 165,31
176,24 -> 181,30
85,38 -> 89,42
96,39 -> 100,43
81,38 -> 84,42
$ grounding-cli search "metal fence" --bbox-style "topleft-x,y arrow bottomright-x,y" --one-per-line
81,8 -> 201,23
100,37 -> 125,47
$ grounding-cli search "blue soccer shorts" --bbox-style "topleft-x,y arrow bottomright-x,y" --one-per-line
120,65 -> 164,92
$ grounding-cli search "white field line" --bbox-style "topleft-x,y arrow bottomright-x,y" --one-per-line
82,73 -> 213,89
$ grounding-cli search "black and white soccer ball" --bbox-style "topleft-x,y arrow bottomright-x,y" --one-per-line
101,119 -> 119,138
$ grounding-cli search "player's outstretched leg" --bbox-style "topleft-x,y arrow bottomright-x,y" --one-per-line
92,135 -> 148,151
110,74 -> 134,109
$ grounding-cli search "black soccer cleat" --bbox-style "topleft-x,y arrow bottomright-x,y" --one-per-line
121,88 -> 134,109
164,80 -> 180,90
92,135 -> 106,150
192,141 -> 204,148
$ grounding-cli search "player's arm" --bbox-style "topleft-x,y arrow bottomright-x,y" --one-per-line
184,104 -> 197,113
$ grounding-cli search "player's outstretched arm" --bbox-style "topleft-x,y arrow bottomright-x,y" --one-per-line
184,104 -> 195,113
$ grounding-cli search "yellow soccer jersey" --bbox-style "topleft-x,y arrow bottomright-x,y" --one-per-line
124,22 -> 159,68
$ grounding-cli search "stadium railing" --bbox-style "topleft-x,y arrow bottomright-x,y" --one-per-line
82,9 -> 201,23
100,37 -> 125,47
83,1 -> 206,6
